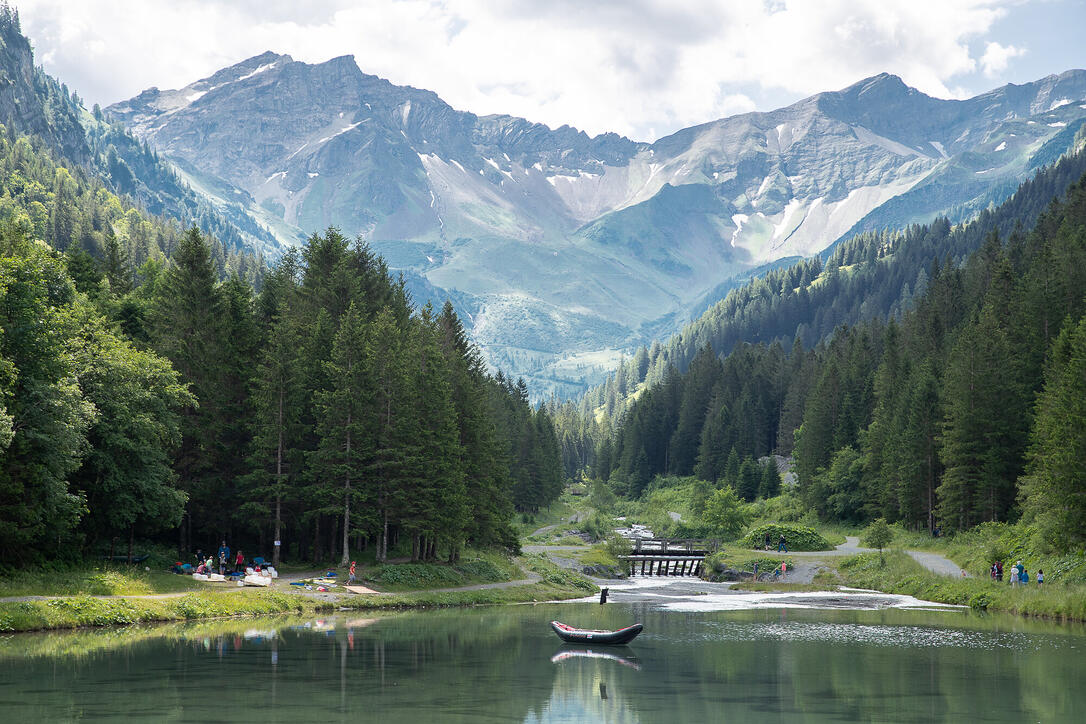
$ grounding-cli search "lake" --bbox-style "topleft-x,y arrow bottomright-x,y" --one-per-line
1,583 -> 1083,722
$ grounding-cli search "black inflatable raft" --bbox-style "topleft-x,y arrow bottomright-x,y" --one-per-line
550,620 -> 643,645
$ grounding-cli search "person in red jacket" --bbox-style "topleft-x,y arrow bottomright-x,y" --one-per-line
235,550 -> 244,573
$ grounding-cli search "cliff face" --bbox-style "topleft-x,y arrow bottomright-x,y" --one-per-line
0,16 -> 86,163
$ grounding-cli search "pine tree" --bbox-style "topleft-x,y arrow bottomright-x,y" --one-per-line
722,447 -> 740,490
1019,316 -> 1086,551
737,457 -> 760,501
151,225 -> 223,555
103,229 -> 132,295
759,459 -> 782,499
245,303 -> 304,566
313,302 -> 373,567
403,306 -> 466,561
437,301 -> 515,551
366,308 -> 415,561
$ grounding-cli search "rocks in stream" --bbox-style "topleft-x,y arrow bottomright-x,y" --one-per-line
581,564 -> 627,579
706,566 -> 755,583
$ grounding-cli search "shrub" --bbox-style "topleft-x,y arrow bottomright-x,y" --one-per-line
969,592 -> 994,611
739,523 -> 832,551
603,533 -> 632,560
581,513 -> 615,542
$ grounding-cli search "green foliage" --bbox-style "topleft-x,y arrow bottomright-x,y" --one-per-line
744,492 -> 809,524
838,550 -> 1086,622
556,149 -> 1086,564
588,478 -> 618,512
739,523 -> 832,551
862,518 -> 893,563
580,512 -> 615,543
702,486 -> 747,539
1020,316 -> 1086,551
365,559 -> 510,590
602,532 -> 632,560
520,554 -> 596,592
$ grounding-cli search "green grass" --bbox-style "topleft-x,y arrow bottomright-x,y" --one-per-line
363,557 -> 514,592
576,544 -> 621,568
520,553 -> 598,593
0,566 -> 200,598
838,550 -> 1086,622
0,569 -> 595,634
0,589 -> 309,632
512,495 -> 580,538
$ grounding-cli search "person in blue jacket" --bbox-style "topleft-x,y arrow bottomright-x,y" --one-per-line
217,541 -> 230,575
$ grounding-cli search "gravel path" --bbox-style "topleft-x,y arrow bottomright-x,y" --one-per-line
906,550 -> 967,577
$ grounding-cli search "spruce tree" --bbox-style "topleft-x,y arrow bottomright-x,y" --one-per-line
1020,316 -> 1086,551
245,303 -> 305,566
151,225 -> 222,555
759,459 -> 782,499
313,302 -> 373,567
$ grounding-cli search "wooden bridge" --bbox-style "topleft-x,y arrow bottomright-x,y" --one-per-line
619,538 -> 711,577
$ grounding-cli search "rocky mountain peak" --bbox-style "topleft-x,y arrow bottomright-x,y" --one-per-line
106,58 -> 1086,398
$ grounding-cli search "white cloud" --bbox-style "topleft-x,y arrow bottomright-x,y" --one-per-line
980,41 -> 1027,77
17,0 -> 1030,141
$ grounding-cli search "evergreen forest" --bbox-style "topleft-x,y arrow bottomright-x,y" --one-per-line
0,177 -> 562,568
553,140 -> 1086,555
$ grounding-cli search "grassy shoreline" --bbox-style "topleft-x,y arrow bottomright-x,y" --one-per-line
835,551 -> 1086,622
0,552 -> 598,633
0,580 -> 595,633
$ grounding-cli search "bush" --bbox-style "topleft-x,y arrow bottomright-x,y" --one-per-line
581,513 -> 615,542
603,533 -> 631,560
969,592 -> 994,611
739,523 -> 832,551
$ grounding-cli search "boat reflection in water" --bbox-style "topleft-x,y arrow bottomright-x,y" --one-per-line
551,647 -> 642,671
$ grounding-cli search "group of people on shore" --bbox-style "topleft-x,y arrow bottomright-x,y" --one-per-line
990,560 -> 1044,585
192,541 -> 252,576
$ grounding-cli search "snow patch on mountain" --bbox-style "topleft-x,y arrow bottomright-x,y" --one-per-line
317,121 -> 363,145
852,126 -> 924,157
237,62 -> 278,82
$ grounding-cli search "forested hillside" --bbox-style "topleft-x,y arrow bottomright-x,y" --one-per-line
576,140 -> 1086,426
0,123 -> 259,280
555,149 -> 1086,552
0,6 -> 279,262
1,222 -> 562,567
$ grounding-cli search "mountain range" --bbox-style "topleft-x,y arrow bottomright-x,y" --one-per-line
105,53 -> 1086,397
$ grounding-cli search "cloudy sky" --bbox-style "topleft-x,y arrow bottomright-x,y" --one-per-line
17,0 -> 1086,142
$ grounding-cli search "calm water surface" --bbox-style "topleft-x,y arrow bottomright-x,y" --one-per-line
1,594 -> 1082,722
